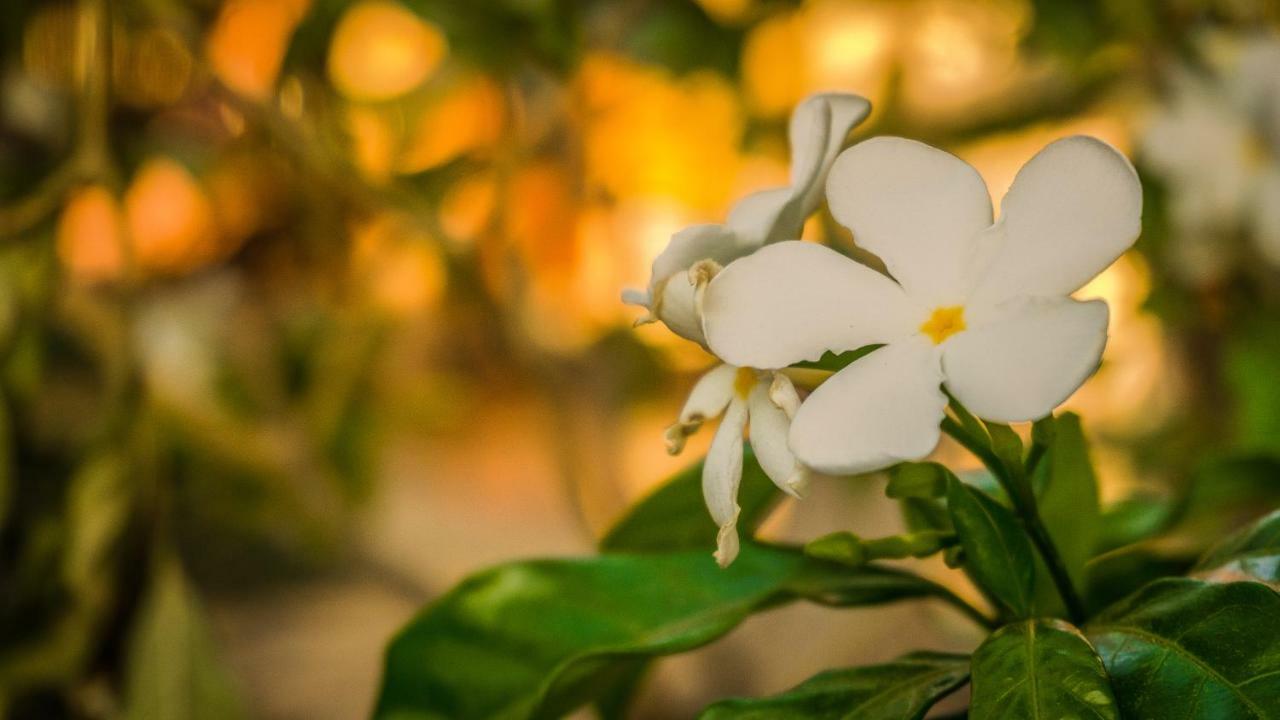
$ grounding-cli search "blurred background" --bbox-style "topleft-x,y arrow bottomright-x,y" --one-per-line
2,0 -> 1280,717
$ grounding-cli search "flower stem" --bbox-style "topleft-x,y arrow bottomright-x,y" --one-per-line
940,416 -> 1087,624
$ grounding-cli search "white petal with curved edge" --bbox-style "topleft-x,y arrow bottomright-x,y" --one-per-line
942,297 -> 1109,423
769,373 -> 802,419
654,274 -> 705,343
727,93 -> 870,246
646,224 -> 748,342
789,339 -> 947,476
704,399 -> 748,567
748,379 -> 804,496
702,241 -> 916,369
968,136 -> 1142,307
666,363 -> 737,454
826,137 -> 993,306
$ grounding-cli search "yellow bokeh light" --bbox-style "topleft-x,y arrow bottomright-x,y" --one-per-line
328,0 -> 447,102
576,53 -> 743,212
125,158 -> 218,275
351,213 -> 447,316
439,172 -> 497,246
346,105 -> 399,182
398,75 -> 505,173
207,0 -> 310,100
57,185 -> 126,284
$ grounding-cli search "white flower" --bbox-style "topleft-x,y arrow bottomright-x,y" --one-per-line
1141,33 -> 1280,279
623,93 -> 871,344
702,135 -> 1142,475
668,364 -> 807,567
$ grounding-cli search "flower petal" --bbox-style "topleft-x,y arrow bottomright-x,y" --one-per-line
666,363 -> 737,454
704,399 -> 748,567
728,93 -> 871,246
826,137 -> 993,305
789,339 -> 947,476
942,297 -> 1109,423
702,241 -> 916,369
748,378 -> 805,497
645,224 -> 747,342
969,136 -> 1142,307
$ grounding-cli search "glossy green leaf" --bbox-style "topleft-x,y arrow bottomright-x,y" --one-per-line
374,545 -> 952,720
600,447 -> 779,553
1083,545 -> 1192,615
1088,579 -> 1280,718
1194,508 -> 1280,585
123,554 -> 246,720
970,619 -> 1117,720
947,478 -> 1034,617
1030,413 -> 1100,614
887,462 -> 951,499
698,651 -> 970,720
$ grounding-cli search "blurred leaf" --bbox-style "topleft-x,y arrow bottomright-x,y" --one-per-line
900,497 -> 952,534
970,619 -> 1117,720
63,453 -> 131,599
1030,413 -> 1100,613
599,447 -> 779,553
375,545 -> 953,719
805,531 -> 953,567
983,421 -> 1023,479
0,392 -> 10,528
123,553 -> 246,720
1087,579 -> 1280,718
624,0 -> 741,76
886,462 -> 951,499
947,478 -> 1034,618
1022,0 -> 1108,60
1096,494 -> 1176,554
1194,509 -> 1280,585
698,652 -> 970,720
1171,455 -> 1280,550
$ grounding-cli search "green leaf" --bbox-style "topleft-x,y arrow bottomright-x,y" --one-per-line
698,652 -> 970,720
1083,545 -> 1192,615
984,421 -> 1024,478
970,619 -> 1117,720
805,531 -> 953,567
887,462 -> 951,499
901,497 -> 952,534
790,344 -> 881,372
1096,494 -> 1176,553
1087,579 -> 1280,719
123,554 -> 246,720
1030,413 -> 1100,614
374,546 -> 951,719
600,447 -> 779,553
1194,508 -> 1280,585
947,478 -> 1035,617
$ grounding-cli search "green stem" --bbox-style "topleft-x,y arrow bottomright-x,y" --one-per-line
941,416 -> 1087,624
926,575 -> 999,631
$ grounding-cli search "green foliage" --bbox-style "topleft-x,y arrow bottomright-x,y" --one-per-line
600,448 -> 779,553
374,545 -> 953,720
1194,509 -> 1280,584
1088,579 -> 1280,718
969,619 -> 1117,720
886,462 -> 951,499
123,554 -> 246,720
947,478 -> 1035,618
698,652 -> 970,720
1030,413 -> 1101,614
805,530 -> 953,567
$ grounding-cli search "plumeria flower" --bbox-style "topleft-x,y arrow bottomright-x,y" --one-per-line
1142,33 -> 1280,281
622,92 -> 870,567
702,135 -> 1142,475
671,365 -> 805,567
622,93 -> 871,344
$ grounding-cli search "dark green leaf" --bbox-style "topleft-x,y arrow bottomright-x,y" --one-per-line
1088,579 -> 1280,718
1030,413 -> 1100,614
1194,508 -> 1280,585
123,554 -> 246,720
901,497 -> 952,533
600,448 -> 779,553
1083,545 -> 1193,615
790,345 -> 881,372
698,652 -> 970,720
887,462 -> 951,499
984,421 -> 1024,478
945,394 -> 990,449
947,479 -> 1035,617
970,619 -> 1117,720
805,531 -> 953,567
375,546 -> 949,719
1096,494 -> 1176,553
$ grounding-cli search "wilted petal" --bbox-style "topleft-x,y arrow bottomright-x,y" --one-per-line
702,241 -> 915,369
644,224 -> 746,342
704,399 -> 749,567
969,136 -> 1142,307
666,363 -> 737,454
942,297 -> 1108,423
789,338 -> 947,476
826,137 -> 993,306
747,378 -> 805,497
728,93 -> 871,246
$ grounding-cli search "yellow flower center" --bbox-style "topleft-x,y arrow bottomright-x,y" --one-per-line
920,306 -> 966,345
733,367 -> 757,399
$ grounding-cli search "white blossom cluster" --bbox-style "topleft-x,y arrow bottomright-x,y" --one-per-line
625,93 -> 1143,566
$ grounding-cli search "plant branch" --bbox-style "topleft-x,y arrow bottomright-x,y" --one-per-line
941,416 -> 1087,624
